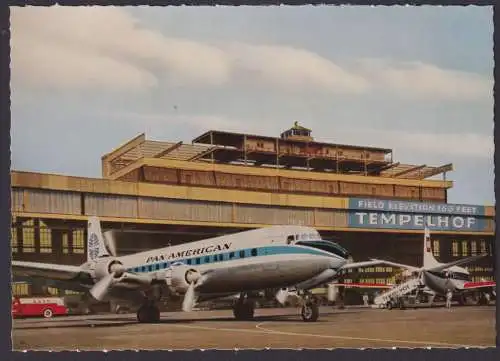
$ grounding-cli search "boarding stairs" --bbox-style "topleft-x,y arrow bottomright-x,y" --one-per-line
373,277 -> 422,307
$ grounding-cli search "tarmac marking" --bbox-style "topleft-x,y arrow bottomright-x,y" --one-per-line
254,322 -> 487,348
166,322 -> 488,348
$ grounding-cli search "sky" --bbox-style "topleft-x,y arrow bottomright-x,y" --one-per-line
9,5 -> 494,206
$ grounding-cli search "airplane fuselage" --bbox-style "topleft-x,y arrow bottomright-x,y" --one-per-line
83,225 -> 349,301
422,268 -> 470,295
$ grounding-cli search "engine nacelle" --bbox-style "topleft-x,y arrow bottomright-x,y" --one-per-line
91,257 -> 125,281
167,263 -> 201,294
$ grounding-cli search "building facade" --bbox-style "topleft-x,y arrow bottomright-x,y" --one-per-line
10,124 -> 495,297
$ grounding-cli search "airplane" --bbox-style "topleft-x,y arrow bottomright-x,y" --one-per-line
11,216 -> 388,323
369,225 -> 496,307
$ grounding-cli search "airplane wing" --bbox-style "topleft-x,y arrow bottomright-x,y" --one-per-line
330,282 -> 393,289
370,254 -> 488,274
12,260 -> 87,281
369,259 -> 420,272
426,254 -> 487,273
340,260 -> 398,270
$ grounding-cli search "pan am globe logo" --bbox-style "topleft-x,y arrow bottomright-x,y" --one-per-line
88,233 -> 100,260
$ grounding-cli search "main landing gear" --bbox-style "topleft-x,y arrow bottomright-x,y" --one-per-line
136,299 -> 160,323
299,291 -> 319,322
231,291 -> 320,322
233,294 -> 255,320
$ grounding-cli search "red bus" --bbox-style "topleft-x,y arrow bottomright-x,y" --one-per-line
12,296 -> 69,319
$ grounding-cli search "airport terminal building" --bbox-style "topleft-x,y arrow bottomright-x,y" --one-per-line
10,123 -> 495,298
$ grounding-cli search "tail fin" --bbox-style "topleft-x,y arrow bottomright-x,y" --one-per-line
423,224 -> 441,268
87,216 -> 110,262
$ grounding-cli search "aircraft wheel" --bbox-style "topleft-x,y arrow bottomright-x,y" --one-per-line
233,301 -> 255,320
137,305 -> 160,323
43,308 -> 53,318
301,302 -> 319,322
149,305 -> 160,322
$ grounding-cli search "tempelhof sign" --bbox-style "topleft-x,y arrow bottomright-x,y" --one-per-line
347,198 -> 489,232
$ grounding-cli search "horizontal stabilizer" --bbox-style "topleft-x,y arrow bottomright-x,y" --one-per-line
427,254 -> 487,273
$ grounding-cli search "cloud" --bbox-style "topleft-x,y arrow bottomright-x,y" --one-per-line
13,36 -> 159,92
10,6 -> 367,95
315,127 -> 493,159
355,58 -> 492,101
11,6 -> 491,102
387,131 -> 493,158
223,43 -> 370,94
10,6 -> 231,92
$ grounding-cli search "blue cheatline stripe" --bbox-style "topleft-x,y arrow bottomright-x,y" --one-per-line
126,245 -> 338,274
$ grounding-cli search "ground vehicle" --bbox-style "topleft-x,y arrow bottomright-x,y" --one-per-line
12,296 -> 68,319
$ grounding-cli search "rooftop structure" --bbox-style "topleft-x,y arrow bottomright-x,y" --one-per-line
102,123 -> 453,182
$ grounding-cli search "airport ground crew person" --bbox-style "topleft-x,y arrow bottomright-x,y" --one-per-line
445,290 -> 453,309
485,292 -> 491,305
362,293 -> 369,306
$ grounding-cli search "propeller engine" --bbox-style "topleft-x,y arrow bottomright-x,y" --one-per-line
89,258 -> 127,301
88,257 -> 152,302
168,263 -> 203,312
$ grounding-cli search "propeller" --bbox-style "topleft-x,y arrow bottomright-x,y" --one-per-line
89,273 -> 115,301
275,288 -> 289,305
182,271 -> 202,312
103,230 -> 118,257
89,263 -> 126,302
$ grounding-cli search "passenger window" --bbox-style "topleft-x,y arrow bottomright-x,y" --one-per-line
213,255 -> 218,262
141,266 -> 146,272
196,258 -> 200,265
229,252 -> 235,259
219,254 -> 224,261
148,266 -> 153,272
251,248 -> 257,257
163,263 -> 168,269
239,250 -> 245,258
186,259 -> 192,265
204,256 -> 210,263
155,264 -> 160,271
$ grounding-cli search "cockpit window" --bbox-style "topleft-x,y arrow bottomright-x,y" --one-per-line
296,240 -> 350,259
